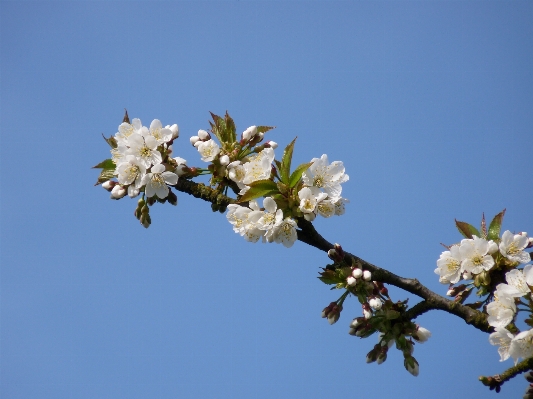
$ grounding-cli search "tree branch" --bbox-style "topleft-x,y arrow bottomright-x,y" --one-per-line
173,178 -> 492,333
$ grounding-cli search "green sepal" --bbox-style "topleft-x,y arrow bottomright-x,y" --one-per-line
289,161 -> 313,188
256,126 -> 275,134
92,159 -> 115,170
455,219 -> 481,239
385,310 -> 401,320
487,209 -> 506,240
279,137 -> 297,185
94,169 -> 115,186
102,134 -> 117,149
238,179 -> 279,203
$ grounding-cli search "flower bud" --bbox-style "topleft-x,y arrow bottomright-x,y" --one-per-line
304,212 -> 316,222
527,372 -> 533,384
404,356 -> 419,377
321,302 -> 336,318
190,135 -> 200,146
346,276 -> 357,286
334,243 -> 344,257
128,186 -> 140,198
110,185 -> 126,199
198,129 -> 210,140
194,140 -> 202,148
412,326 -> 431,343
167,190 -> 178,206
175,164 -> 189,177
366,349 -> 378,363
169,124 -> 179,139
447,284 -> 467,297
362,303 -> 372,319
368,297 -> 382,311
363,270 -> 372,281
101,180 -> 116,191
377,347 -> 388,364
487,240 -> 498,254
219,155 -> 230,166
264,140 -> 278,149
242,126 -> 257,142
527,237 -> 533,249
352,268 -> 363,278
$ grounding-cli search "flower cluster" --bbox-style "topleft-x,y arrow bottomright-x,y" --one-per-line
320,244 -> 431,376
94,113 -> 189,227
434,212 -> 533,366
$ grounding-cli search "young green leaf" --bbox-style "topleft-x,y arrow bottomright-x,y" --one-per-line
289,161 -> 313,188
279,137 -> 297,184
102,134 -> 117,149
238,179 -> 279,203
92,159 -> 116,170
487,209 -> 506,240
455,219 -> 481,239
256,125 -> 276,134
94,169 -> 115,186
224,111 -> 237,143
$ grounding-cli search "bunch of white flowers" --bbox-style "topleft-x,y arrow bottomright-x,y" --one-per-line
102,118 -> 181,200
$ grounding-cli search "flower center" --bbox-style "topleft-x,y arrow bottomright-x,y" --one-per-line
314,176 -> 324,187
472,255 -> 484,266
151,173 -> 164,187
446,259 -> 460,273
140,146 -> 152,158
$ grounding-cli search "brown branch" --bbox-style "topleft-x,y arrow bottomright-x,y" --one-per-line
479,358 -> 533,393
172,179 -> 492,333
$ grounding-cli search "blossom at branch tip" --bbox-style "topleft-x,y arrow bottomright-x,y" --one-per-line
500,230 -> 531,264
459,236 -> 495,275
435,245 -> 463,284
334,197 -> 349,216
197,139 -> 220,162
252,197 -> 283,242
489,327 -> 514,362
298,186 -> 327,214
141,163 -> 178,199
302,154 -> 349,201
497,266 -> 533,298
241,148 -> 275,186
115,118 -> 142,146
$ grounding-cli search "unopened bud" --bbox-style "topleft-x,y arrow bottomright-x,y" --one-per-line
527,237 -> 533,249
366,349 -> 378,363
412,326 -> 431,343
167,191 -> 178,206
446,284 -> 467,297
327,249 -> 342,262
190,136 -> 200,146
110,185 -> 126,199
242,126 -> 257,142
368,297 -> 382,311
487,240 -> 498,254
265,140 -> 278,149
346,276 -> 357,286
304,212 -> 316,221
198,129 -> 210,140
334,243 -> 344,257
352,268 -> 363,278
363,270 -> 372,281
219,155 -> 230,166
169,124 -> 179,139
102,180 -> 116,191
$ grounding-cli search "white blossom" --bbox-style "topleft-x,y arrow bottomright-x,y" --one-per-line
197,139 -> 220,162
500,230 -> 531,264
498,266 -> 533,298
116,155 -> 146,188
127,133 -> 162,168
509,329 -> 533,365
489,327 -> 514,362
302,154 -> 349,201
253,197 -> 283,242
165,124 -> 179,139
298,186 -> 327,214
144,119 -> 173,145
334,197 -> 349,216
115,118 -> 142,146
242,148 -> 275,186
460,236 -> 495,275
435,245 -> 463,284
487,289 -> 517,328
273,217 -> 298,248
141,163 -> 178,199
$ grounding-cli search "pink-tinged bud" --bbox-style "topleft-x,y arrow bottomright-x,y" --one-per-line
327,249 -> 337,261
264,140 -> 278,149
363,270 -> 372,281
352,268 -> 363,279
169,124 -> 179,139
321,302 -> 336,318
175,164 -> 189,177
366,349 -> 377,363
446,284 -> 467,297
412,326 -> 431,343
198,129 -> 210,140
362,303 -> 372,319
101,180 -> 116,191
110,185 -> 126,199
219,155 -> 230,166
346,276 -> 357,286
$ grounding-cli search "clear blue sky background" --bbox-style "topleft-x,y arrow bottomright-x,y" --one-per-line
1,1 -> 532,398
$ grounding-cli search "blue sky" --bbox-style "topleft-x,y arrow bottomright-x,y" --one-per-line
1,1 -> 532,398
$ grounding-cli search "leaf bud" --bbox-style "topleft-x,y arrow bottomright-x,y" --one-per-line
167,190 -> 178,206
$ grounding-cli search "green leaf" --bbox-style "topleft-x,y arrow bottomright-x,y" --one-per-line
455,219 -> 481,239
385,310 -> 401,320
94,169 -> 115,186
279,137 -> 297,184
487,209 -> 506,240
256,125 -> 275,134
289,161 -> 313,188
224,111 -> 236,143
92,159 -> 115,170
209,112 -> 224,142
238,179 -> 279,203
102,134 -> 117,149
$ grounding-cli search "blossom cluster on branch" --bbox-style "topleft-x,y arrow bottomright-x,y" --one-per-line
93,111 -> 532,395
